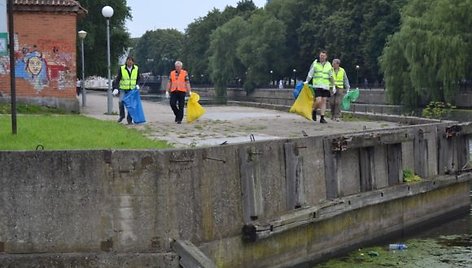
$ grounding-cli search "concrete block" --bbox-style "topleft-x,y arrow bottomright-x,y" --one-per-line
337,149 -> 361,196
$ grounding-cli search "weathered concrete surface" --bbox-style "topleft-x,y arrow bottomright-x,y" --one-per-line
80,91 -> 404,148
0,91 -> 471,267
0,253 -> 177,268
201,180 -> 471,268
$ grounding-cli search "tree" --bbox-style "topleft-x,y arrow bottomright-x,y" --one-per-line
208,17 -> 249,101
295,0 -> 406,86
183,0 -> 259,84
380,0 -> 472,109
266,0 -> 303,82
77,0 -> 131,77
237,11 -> 286,92
359,0 -> 406,82
134,29 -> 184,75
183,9 -> 224,83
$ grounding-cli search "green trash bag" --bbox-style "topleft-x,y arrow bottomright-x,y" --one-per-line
341,88 -> 360,111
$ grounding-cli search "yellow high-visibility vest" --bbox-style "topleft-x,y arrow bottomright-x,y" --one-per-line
333,67 -> 346,89
119,65 -> 138,90
312,61 -> 332,89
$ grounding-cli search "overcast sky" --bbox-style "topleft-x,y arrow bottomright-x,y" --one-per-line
125,0 -> 268,38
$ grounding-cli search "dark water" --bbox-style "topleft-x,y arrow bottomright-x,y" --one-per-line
313,191 -> 472,268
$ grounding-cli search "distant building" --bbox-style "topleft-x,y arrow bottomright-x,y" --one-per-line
0,0 -> 86,112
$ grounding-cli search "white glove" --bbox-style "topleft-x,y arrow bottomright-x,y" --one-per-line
165,91 -> 170,99
188,91 -> 192,96
332,87 -> 337,95
112,89 -> 119,96
136,85 -> 140,90
303,81 -> 308,84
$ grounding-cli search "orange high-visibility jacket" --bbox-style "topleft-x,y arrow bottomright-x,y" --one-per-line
169,70 -> 189,92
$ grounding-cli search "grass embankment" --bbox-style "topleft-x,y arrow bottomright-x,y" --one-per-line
0,104 -> 171,150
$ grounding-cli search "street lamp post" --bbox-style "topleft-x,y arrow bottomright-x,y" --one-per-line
7,0 -> 17,134
293,69 -> 297,86
102,6 -> 114,114
270,70 -> 273,86
78,30 -> 87,107
355,65 -> 360,87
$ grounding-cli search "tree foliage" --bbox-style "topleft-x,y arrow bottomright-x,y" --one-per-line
265,0 -> 302,80
380,0 -> 472,108
208,17 -> 249,100
182,0 -> 258,84
237,11 -> 286,92
207,8 -> 286,95
77,0 -> 131,77
182,9 -> 224,83
296,0 -> 405,85
100,0 -> 471,113
133,29 -> 184,75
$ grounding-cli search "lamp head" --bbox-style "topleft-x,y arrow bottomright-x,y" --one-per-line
102,6 -> 114,18
78,30 -> 87,40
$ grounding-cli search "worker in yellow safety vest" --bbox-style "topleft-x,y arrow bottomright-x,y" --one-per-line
113,56 -> 141,124
330,58 -> 350,121
305,50 -> 335,123
166,60 -> 192,124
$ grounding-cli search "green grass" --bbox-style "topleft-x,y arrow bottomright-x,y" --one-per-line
0,103 -> 69,114
0,114 -> 172,150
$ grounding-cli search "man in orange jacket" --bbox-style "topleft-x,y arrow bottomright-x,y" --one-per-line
166,60 -> 191,124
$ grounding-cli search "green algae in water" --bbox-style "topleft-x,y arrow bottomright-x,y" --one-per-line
313,236 -> 472,268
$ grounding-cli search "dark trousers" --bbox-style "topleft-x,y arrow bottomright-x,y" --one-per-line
119,90 -> 133,123
170,91 -> 186,122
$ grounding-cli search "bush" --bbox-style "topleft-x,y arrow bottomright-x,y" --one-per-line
421,101 -> 454,119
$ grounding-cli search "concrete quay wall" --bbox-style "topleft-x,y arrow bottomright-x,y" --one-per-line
0,120 -> 471,267
196,87 -> 401,115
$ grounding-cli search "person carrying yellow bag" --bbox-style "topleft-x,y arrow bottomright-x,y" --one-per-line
305,50 -> 335,123
186,92 -> 205,123
289,83 -> 314,120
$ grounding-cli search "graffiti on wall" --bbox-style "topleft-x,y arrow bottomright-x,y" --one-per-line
0,56 -> 8,75
15,46 -> 49,90
13,37 -> 75,91
0,35 -> 75,93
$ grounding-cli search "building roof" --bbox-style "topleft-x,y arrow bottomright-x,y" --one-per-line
13,0 -> 87,15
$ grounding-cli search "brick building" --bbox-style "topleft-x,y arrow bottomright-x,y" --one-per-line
0,0 -> 86,112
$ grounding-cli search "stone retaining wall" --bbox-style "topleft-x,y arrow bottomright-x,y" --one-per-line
0,120 -> 471,267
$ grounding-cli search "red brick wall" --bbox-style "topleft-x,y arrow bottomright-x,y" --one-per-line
0,11 -> 79,110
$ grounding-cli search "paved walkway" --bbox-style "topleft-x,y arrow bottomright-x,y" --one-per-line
81,91 -> 401,148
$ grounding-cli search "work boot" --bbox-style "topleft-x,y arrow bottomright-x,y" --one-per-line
312,110 -> 317,122
320,116 -> 327,124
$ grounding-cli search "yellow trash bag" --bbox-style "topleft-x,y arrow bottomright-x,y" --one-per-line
186,92 -> 206,123
289,83 -> 314,120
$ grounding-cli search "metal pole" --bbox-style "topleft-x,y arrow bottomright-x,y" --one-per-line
80,37 -> 86,107
106,18 -> 112,114
356,70 -> 359,88
7,0 -> 16,134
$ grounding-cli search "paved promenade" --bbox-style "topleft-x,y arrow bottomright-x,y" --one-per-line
81,91 -> 401,148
